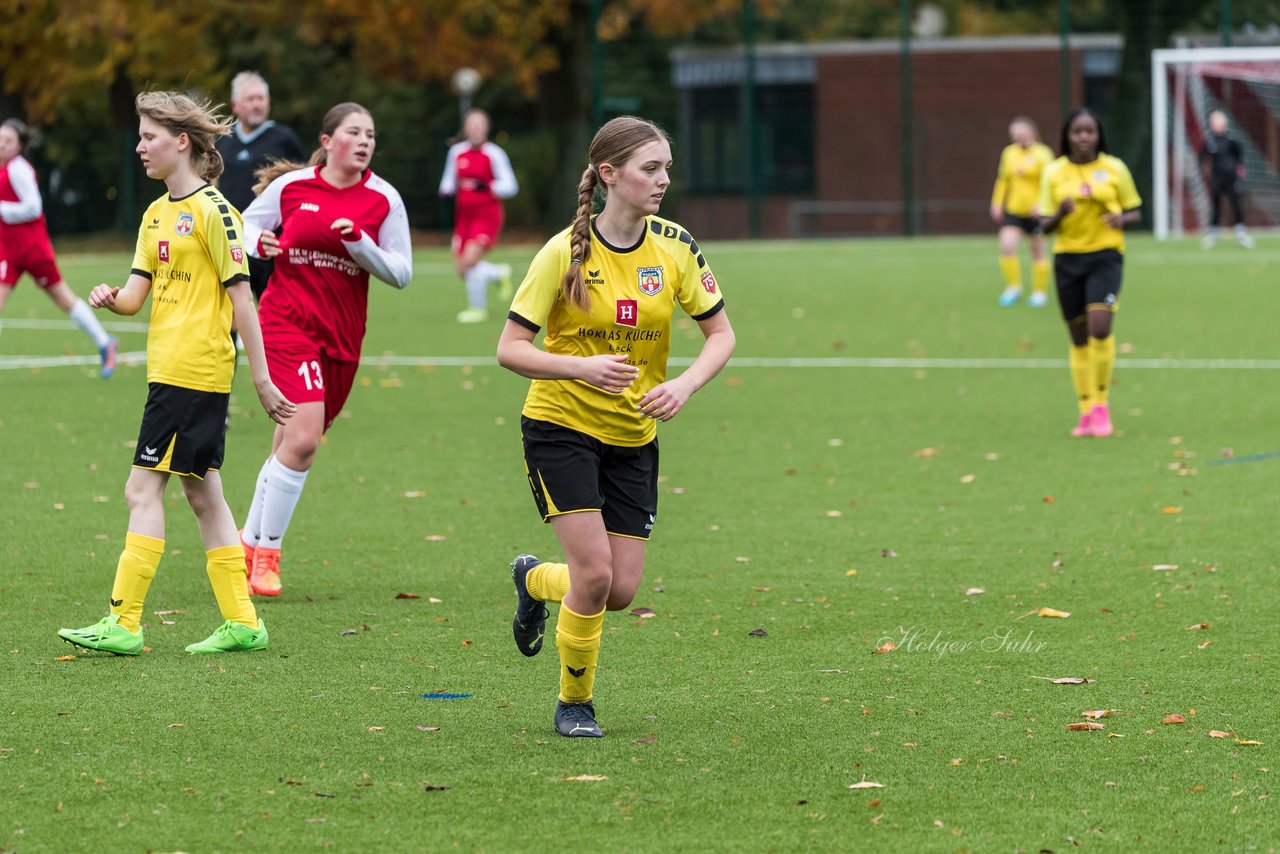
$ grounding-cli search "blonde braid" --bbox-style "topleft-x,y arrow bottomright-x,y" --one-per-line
561,165 -> 598,312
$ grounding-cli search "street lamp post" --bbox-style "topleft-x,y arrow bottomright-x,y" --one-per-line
451,67 -> 482,122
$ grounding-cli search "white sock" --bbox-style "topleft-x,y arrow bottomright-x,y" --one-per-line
241,456 -> 273,546
69,299 -> 112,348
258,457 -> 309,548
475,260 -> 501,281
464,267 -> 487,309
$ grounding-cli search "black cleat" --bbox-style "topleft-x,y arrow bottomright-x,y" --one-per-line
555,700 -> 603,738
511,554 -> 549,657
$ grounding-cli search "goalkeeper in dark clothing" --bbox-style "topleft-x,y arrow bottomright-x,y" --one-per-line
1199,110 -> 1253,249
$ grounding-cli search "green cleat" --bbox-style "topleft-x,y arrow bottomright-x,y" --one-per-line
185,619 -> 269,654
57,613 -> 144,656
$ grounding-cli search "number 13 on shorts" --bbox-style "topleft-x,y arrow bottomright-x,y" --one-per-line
297,360 -> 325,390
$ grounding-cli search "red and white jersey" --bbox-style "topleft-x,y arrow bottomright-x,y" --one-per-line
244,166 -> 412,362
438,141 -> 518,212
0,155 -> 51,246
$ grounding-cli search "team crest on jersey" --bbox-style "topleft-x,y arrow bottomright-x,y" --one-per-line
701,271 -> 717,294
637,266 -> 664,296
230,245 -> 243,264
158,241 -> 170,263
616,299 -> 638,328
175,212 -> 195,237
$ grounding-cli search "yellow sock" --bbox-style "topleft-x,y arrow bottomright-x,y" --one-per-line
526,561 -> 570,603
1068,344 -> 1093,414
998,255 -> 1021,288
556,604 -> 604,703
1089,334 -> 1116,407
110,533 -> 164,632
206,545 -> 258,627
1032,259 -> 1050,294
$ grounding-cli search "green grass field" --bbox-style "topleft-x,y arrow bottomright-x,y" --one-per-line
3,235 -> 1278,852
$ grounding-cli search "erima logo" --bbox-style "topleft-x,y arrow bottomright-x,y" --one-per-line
566,665 -> 586,678
140,445 -> 160,463
645,513 -> 655,531
109,597 -> 123,607
300,202 -> 320,212
584,268 -> 604,285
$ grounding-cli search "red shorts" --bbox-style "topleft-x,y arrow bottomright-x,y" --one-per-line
452,204 -> 503,255
265,327 -> 360,432
0,239 -> 61,288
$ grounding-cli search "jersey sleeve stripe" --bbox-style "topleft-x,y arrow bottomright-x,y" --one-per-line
131,268 -> 153,280
222,273 -> 250,288
508,311 -> 540,333
691,299 -> 725,322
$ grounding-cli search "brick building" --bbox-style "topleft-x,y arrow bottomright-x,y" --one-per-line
671,34 -> 1123,238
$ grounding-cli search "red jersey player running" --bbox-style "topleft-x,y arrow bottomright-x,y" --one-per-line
0,118 -> 118,377
438,109 -> 517,323
238,102 -> 413,596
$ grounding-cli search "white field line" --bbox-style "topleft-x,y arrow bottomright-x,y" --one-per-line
7,352 -> 1280,372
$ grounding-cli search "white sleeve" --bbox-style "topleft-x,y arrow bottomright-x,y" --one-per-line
0,158 -> 44,224
240,172 -> 288,258
343,184 -> 413,289
486,143 -> 518,199
438,143 -> 460,195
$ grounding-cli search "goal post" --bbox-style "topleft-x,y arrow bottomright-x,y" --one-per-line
1152,45 -> 1280,240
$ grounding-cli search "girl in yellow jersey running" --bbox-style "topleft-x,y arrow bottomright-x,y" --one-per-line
496,116 -> 736,738
1039,108 -> 1141,438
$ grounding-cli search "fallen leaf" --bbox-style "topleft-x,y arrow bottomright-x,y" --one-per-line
964,587 -> 985,596
882,549 -> 898,558
1068,721 -> 1105,731
848,780 -> 885,789
1209,730 -> 1234,739
416,726 -> 441,732
1220,448 -> 1233,457
634,736 -> 657,745
874,640 -> 896,654
753,586 -> 773,591
984,452 -> 999,461
959,474 -> 976,484
424,785 -> 451,791
1198,640 -> 1213,649
424,535 -> 447,542
748,628 -> 768,637
825,510 -> 843,517
1030,676 -> 1095,684
461,639 -> 472,646
1043,495 -> 1056,503
630,607 -> 656,619
340,629 -> 357,636
1236,739 -> 1263,746
845,570 -> 857,577
1186,622 -> 1210,630
1161,506 -> 1182,515
314,792 -> 335,798
428,597 -> 443,604
1081,710 -> 1115,719
167,723 -> 185,729
1162,714 -> 1187,725
368,726 -> 385,732
867,798 -> 881,808
828,438 -> 844,447
1038,607 -> 1071,618
914,448 -> 937,458
949,758 -> 964,766
1153,564 -> 1179,571
403,490 -> 426,498
54,655 -> 76,662
1107,732 -> 1125,738
735,556 -> 750,563
154,609 -> 185,616
566,774 -> 608,782
395,593 -> 421,600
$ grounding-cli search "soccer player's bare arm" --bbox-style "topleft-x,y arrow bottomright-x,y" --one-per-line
227,281 -> 296,425
637,308 -> 735,421
88,273 -> 151,315
496,319 -> 637,394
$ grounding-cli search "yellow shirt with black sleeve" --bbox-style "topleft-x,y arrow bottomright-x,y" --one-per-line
131,185 -> 249,393
1039,154 -> 1142,254
990,142 -> 1054,217
508,216 -> 725,447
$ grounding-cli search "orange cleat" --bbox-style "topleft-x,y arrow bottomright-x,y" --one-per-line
239,530 -> 256,574
249,546 -> 282,597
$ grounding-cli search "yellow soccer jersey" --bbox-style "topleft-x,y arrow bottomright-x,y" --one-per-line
131,185 -> 249,393
509,216 -> 725,446
990,142 -> 1054,217
1039,154 -> 1142,254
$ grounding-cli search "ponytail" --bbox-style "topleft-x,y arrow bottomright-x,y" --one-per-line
561,165 -> 598,312
252,101 -> 369,196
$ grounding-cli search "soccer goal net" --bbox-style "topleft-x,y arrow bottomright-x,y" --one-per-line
1152,45 -> 1280,239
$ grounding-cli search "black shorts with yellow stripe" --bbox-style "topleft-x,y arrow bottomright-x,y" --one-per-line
132,383 -> 229,478
521,416 -> 658,540
1002,211 -> 1042,235
1054,249 -> 1122,323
